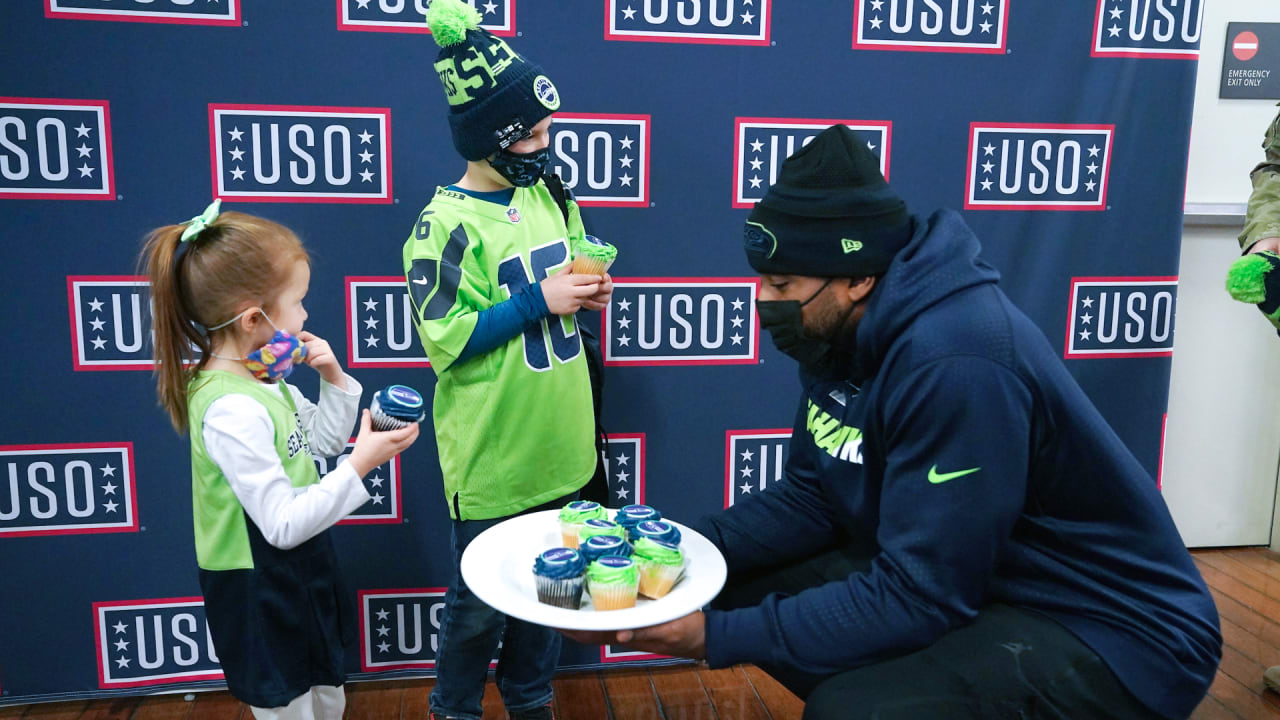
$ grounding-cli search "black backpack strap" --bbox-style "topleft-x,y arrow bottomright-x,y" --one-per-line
542,172 -> 612,505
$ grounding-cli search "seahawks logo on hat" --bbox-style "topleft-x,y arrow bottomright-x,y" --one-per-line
744,221 -> 778,259
842,238 -> 863,254
534,75 -> 560,111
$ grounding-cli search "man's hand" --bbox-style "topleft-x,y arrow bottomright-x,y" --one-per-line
557,611 -> 706,660
298,330 -> 345,387
1249,237 -> 1280,255
581,273 -> 614,312
541,266 -> 601,315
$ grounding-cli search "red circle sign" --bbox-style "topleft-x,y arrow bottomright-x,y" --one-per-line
1234,31 -> 1259,62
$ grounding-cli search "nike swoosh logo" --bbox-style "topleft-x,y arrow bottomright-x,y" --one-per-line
928,465 -> 980,484
412,276 -> 429,285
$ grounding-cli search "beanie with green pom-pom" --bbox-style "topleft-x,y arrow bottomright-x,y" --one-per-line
427,0 -> 561,161
1226,250 -> 1280,334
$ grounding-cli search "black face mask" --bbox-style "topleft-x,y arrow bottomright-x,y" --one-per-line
490,146 -> 551,187
757,279 -> 858,381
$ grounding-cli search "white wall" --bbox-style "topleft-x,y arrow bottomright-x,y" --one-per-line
1164,1 -> 1280,547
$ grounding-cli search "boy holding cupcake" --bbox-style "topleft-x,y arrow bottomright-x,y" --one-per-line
400,1 -> 612,718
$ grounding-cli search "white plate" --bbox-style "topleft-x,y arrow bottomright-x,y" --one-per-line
460,509 -> 727,631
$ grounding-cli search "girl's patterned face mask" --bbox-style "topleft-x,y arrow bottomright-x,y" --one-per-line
243,328 -> 307,382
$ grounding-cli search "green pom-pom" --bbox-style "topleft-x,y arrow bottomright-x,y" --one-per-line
1226,253 -> 1273,304
426,0 -> 481,48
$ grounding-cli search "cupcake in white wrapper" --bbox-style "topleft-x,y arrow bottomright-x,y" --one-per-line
632,537 -> 685,599
571,234 -> 617,276
586,556 -> 640,610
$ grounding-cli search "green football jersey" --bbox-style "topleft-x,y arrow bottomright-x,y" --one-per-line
403,183 -> 596,520
187,371 -> 318,570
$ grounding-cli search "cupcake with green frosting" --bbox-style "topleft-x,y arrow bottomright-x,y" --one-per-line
632,537 -> 685,599
558,500 -> 607,548
586,556 -> 640,610
572,234 -> 617,276
577,518 -> 627,546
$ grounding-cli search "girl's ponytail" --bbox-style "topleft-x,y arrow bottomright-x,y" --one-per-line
141,225 -> 208,433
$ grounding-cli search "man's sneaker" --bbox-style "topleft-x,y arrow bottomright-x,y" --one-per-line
509,703 -> 556,720
1265,666 -> 1280,693
428,712 -> 463,720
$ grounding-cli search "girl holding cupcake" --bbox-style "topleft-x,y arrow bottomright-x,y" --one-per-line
141,200 -> 418,720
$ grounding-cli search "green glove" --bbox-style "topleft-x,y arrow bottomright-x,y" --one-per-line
1226,250 -> 1280,333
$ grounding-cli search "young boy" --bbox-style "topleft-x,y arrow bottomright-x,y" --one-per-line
402,2 -> 611,718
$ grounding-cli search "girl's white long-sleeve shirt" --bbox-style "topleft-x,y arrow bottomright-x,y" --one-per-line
201,374 -> 370,550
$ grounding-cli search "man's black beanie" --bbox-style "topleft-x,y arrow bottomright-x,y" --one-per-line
745,124 -> 911,277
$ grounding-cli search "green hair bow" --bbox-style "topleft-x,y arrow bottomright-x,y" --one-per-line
180,198 -> 222,243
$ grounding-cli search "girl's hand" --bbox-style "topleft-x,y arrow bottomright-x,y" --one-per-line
347,410 -> 419,478
541,266 -> 601,315
298,330 -> 345,387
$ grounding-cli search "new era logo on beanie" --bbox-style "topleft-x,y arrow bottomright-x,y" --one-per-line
427,0 -> 561,161
744,124 -> 911,277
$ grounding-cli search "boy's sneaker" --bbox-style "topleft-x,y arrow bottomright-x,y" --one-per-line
428,712 -> 463,720
509,703 -> 556,720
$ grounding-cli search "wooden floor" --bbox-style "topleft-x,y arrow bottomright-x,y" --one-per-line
9,547 -> 1280,719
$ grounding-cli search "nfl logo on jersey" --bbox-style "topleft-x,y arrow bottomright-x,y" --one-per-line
734,119 -> 890,209
550,114 -> 650,207
209,104 -> 392,203
507,207 -> 522,223
0,98 -> 114,200
605,0 -> 770,45
965,123 -> 1113,211
45,0 -> 239,25
94,598 -> 222,688
604,279 -> 759,366
337,0 -> 513,35
1,443 -> 137,537
1092,0 -> 1203,59
725,430 -> 791,508
852,0 -> 1008,53
68,277 -> 154,371
1065,277 -> 1177,359
345,277 -> 430,369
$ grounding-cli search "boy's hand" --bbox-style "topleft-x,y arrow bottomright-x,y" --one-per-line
347,410 -> 419,478
298,331 -> 345,387
542,266 -> 600,315
582,273 -> 614,312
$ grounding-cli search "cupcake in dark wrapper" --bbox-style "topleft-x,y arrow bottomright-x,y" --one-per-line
369,384 -> 426,431
532,548 -> 586,609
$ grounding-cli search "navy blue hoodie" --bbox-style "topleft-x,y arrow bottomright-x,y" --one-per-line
699,210 -> 1221,719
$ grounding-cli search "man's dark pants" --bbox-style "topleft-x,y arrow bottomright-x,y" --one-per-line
711,542 -> 1168,720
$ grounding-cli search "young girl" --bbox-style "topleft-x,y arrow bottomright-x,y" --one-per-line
142,199 -> 419,720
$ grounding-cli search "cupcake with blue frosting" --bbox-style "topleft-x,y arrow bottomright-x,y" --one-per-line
632,519 -> 681,546
369,384 -> 426,431
614,504 -> 662,540
579,534 -> 632,564
532,548 -> 586,609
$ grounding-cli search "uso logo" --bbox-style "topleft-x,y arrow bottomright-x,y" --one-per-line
1092,0 -> 1203,59
318,440 -> 404,525
550,113 -> 650,207
46,0 -> 239,25
734,118 -> 890,208
209,104 -> 392,203
604,278 -> 759,366
94,598 -> 221,689
346,277 -> 428,369
1065,277 -> 1176,359
725,429 -> 790,508
1,443 -> 137,538
68,276 -> 154,371
606,0 -> 769,45
965,123 -> 1113,211
0,98 -> 114,200
853,0 -> 1008,54
359,588 -> 498,671
338,0 -> 513,35
603,434 -> 645,505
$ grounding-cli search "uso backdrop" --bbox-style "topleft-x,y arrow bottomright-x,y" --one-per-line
0,0 -> 1199,704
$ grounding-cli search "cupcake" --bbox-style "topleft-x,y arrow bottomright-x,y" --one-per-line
632,538 -> 685,599
571,234 -> 617,276
577,518 -> 627,545
369,384 -> 426,431
558,500 -> 608,548
614,505 -> 661,540
579,534 -> 633,564
632,519 -> 681,546
532,548 -> 586,609
586,556 -> 640,610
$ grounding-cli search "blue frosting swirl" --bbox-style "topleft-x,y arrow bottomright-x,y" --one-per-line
533,548 -> 585,579
634,520 -> 681,545
615,504 -> 661,533
580,535 -> 633,563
